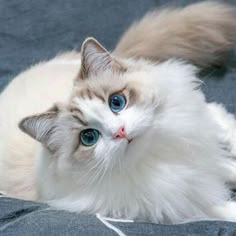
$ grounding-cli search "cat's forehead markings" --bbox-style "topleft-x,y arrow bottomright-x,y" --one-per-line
74,87 -> 106,103
92,91 -> 106,103
72,114 -> 88,126
69,104 -> 88,126
70,105 -> 83,116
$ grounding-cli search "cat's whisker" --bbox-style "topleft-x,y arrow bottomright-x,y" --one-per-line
95,164 -> 110,191
201,69 -> 216,80
86,158 -> 109,188
117,154 -> 122,172
91,151 -> 119,193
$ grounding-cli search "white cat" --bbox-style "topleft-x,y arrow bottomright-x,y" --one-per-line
0,2 -> 236,224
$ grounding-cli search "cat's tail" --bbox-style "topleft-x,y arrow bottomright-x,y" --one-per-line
114,1 -> 236,67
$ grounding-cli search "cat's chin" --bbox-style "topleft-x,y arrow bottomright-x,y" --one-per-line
117,138 -> 135,153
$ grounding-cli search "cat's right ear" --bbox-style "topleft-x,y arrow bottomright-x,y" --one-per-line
18,107 -> 58,152
77,37 -> 126,80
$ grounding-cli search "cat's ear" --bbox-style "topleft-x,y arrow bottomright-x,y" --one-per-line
79,37 -> 126,79
18,106 -> 59,152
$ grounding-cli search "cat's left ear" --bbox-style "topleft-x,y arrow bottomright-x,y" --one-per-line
18,105 -> 61,153
78,37 -> 126,79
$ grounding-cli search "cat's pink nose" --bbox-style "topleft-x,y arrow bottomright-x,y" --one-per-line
113,125 -> 126,139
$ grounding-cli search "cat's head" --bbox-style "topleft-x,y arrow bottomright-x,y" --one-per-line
19,38 -> 206,195
19,38 -> 159,177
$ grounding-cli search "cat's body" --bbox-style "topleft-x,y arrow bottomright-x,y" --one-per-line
1,2 -> 236,223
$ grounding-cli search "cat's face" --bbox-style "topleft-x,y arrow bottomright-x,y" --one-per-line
19,38 -> 158,177
67,71 -> 156,166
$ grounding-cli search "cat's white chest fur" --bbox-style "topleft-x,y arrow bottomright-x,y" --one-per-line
36,130 -> 229,224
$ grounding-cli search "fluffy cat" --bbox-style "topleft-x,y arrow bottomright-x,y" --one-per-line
0,1 -> 236,224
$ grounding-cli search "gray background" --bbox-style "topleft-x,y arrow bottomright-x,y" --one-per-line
0,0 -> 235,114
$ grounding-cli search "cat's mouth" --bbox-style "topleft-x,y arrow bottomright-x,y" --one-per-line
128,138 -> 133,144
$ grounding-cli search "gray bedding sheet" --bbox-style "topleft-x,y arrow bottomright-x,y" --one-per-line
0,195 -> 236,235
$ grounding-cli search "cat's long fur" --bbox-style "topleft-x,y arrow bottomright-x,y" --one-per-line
114,1 -> 236,67
1,2 -> 236,223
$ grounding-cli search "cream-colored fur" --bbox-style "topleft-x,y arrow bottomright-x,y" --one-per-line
114,1 -> 236,67
0,52 -> 80,199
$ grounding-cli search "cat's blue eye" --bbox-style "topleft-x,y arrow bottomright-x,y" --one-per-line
80,129 -> 99,146
109,93 -> 126,113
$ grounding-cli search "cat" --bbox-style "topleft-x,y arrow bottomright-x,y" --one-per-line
0,1 -> 236,224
